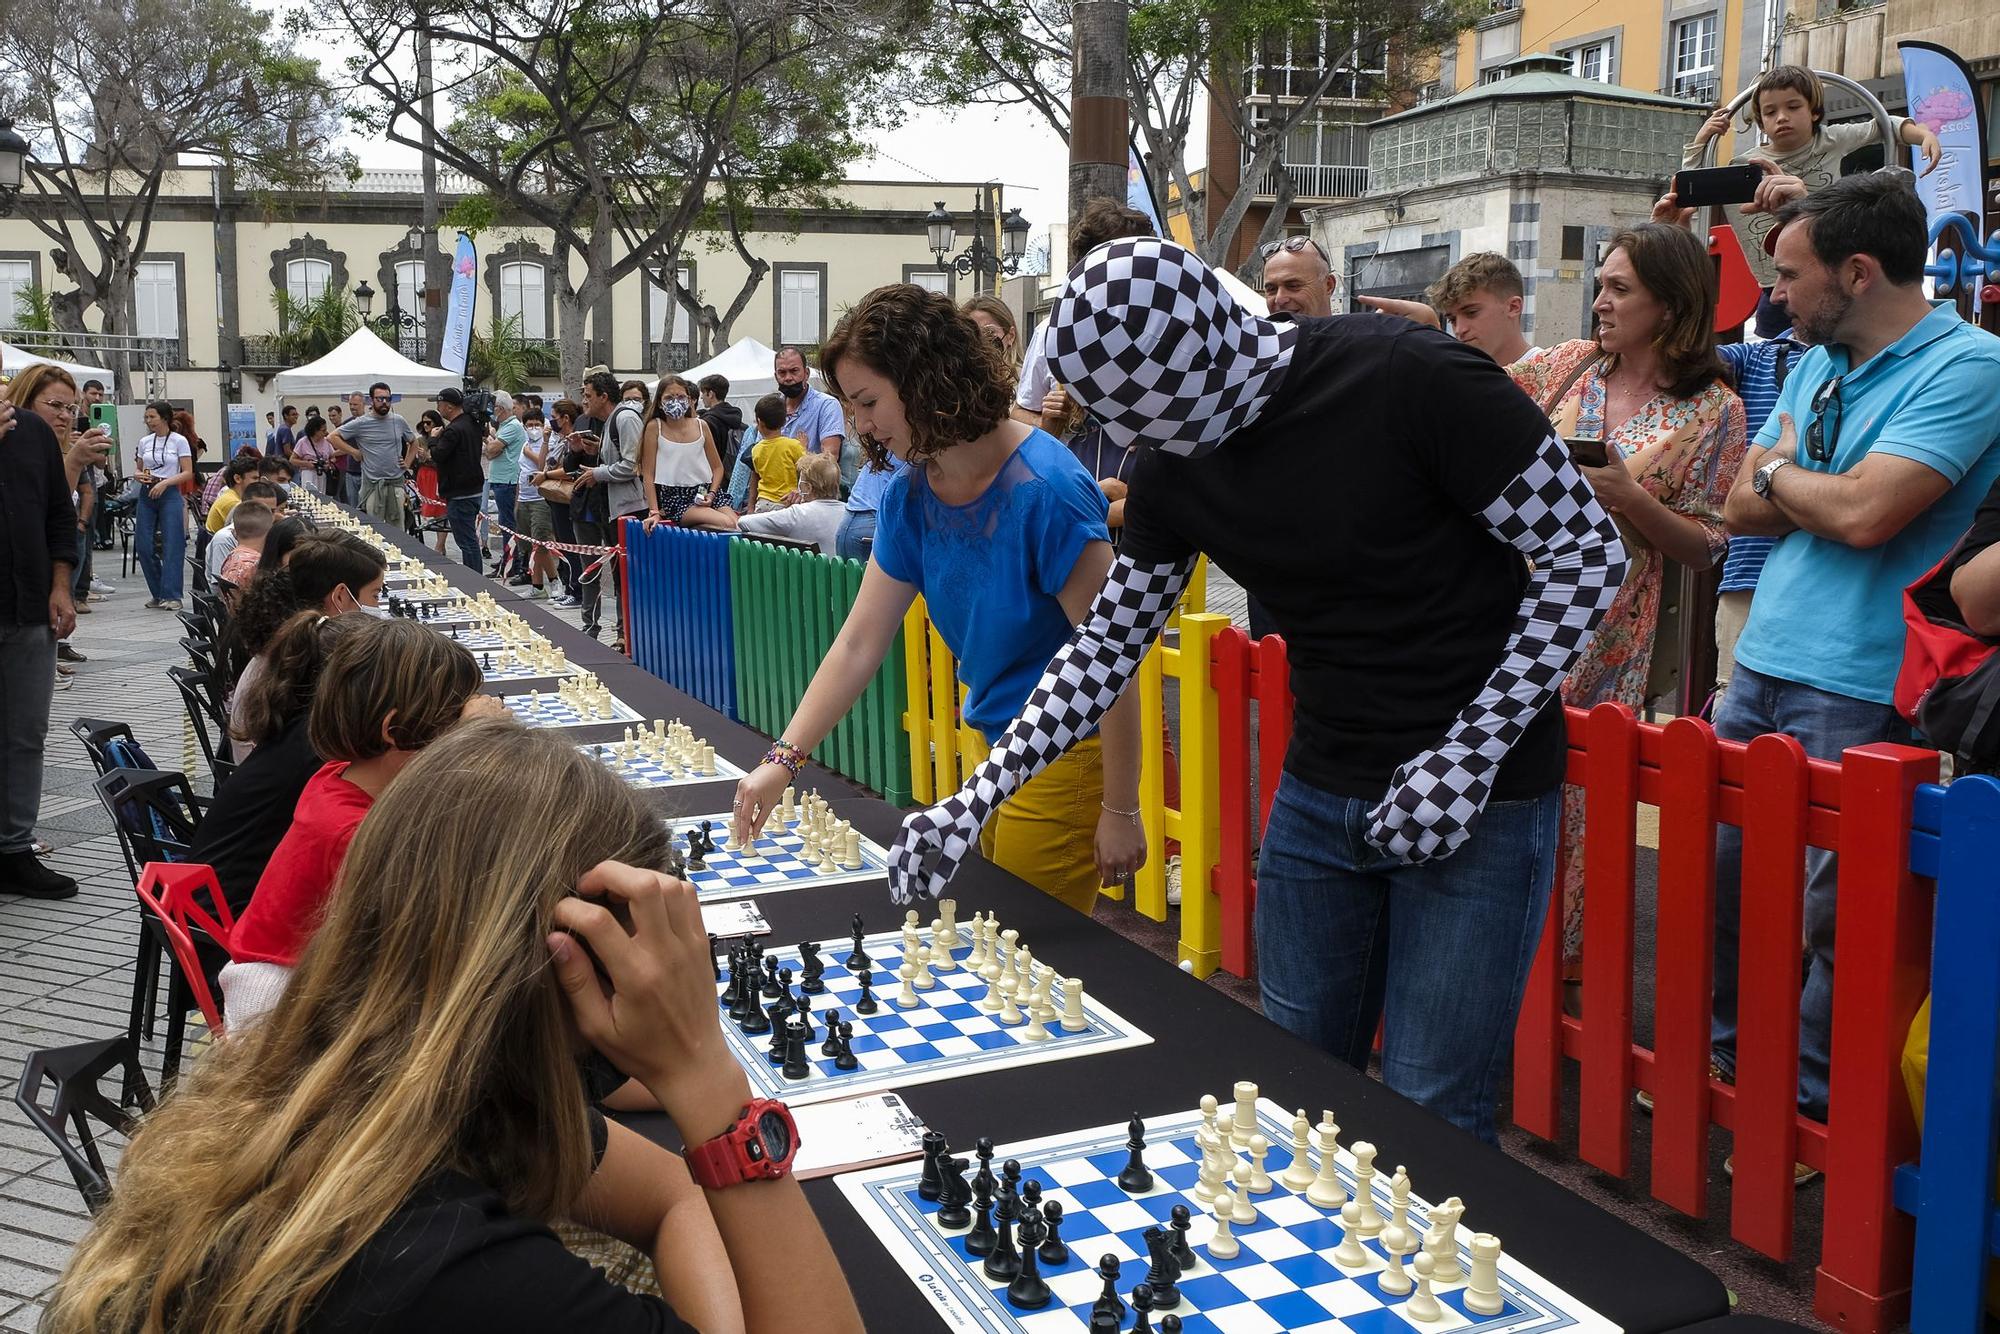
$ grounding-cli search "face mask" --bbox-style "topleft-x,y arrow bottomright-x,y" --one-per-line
662,398 -> 690,419
779,379 -> 806,401
355,600 -> 392,620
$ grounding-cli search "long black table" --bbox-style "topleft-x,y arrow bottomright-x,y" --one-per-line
337,503 -> 1731,1332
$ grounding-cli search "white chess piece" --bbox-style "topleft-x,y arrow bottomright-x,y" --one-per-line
1406,1254 -> 1442,1321
997,972 -> 1022,1024
1229,1161 -> 1256,1223
895,960 -> 919,1009
1192,1129 -> 1222,1204
1350,1142 -> 1384,1236
977,967 -> 1004,1014
1377,1241 -> 1413,1297
1384,1166 -> 1413,1254
1306,1116 -> 1347,1209
1021,997 -> 1050,1041
841,826 -> 862,870
1231,1080 -> 1259,1149
1425,1197 -> 1465,1284
928,918 -> 957,972
1011,948 -> 1035,1010
963,913 -> 987,972
816,841 -> 837,875
1060,977 -> 1087,1032
1246,1134 -> 1272,1194
935,898 -> 959,949
912,943 -> 936,990
1465,1234 -> 1504,1315
1206,1195 -> 1239,1260
1332,1202 -> 1371,1269
1280,1110 -> 1317,1192
1200,1093 -> 1221,1143
996,929 -> 1020,990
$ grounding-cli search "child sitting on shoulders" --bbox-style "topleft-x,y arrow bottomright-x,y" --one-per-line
220,618 -> 501,1029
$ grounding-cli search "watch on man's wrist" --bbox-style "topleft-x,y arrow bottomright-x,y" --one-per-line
1753,455 -> 1791,498
684,1097 -> 799,1189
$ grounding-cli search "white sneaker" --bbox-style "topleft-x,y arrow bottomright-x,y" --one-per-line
53,672 -> 72,691
88,580 -> 114,595
1165,854 -> 1182,907
529,584 -> 549,600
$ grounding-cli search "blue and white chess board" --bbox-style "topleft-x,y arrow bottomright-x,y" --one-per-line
480,653 -> 576,683
502,689 -> 642,730
580,741 -> 745,789
716,926 -> 1149,1105
839,1100 -> 1619,1334
669,809 -> 889,902
447,627 -> 513,653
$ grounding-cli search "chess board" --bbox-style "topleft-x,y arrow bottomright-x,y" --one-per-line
482,653 -> 577,683
580,741 -> 745,788
502,689 -> 643,730
717,927 -> 1150,1106
668,808 -> 889,901
839,1099 -> 1619,1334
446,627 -> 514,653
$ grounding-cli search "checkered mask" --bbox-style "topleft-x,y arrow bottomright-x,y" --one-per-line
1047,238 -> 1297,458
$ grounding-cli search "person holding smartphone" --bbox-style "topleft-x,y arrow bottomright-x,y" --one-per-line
131,399 -> 194,610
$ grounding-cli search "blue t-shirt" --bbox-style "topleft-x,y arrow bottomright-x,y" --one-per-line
846,454 -> 908,514
1716,336 -> 1804,593
871,430 -> 1111,742
1737,304 -> 2000,705
784,386 -> 846,456
491,417 -> 527,485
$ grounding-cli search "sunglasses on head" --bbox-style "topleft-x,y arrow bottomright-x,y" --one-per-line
1259,236 -> 1329,263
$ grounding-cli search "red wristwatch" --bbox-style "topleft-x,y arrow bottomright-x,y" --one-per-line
684,1098 -> 799,1189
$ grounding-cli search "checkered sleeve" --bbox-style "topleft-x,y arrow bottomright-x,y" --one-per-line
1365,433 -> 1628,862
886,554 -> 1197,904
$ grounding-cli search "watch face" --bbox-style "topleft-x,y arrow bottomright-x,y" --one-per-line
756,1109 -> 793,1162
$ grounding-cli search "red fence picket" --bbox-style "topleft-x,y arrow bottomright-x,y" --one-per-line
1210,629 -> 1294,978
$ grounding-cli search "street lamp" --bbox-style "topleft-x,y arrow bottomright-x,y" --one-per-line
353,279 -> 375,320
0,118 -> 30,217
925,195 -> 1031,289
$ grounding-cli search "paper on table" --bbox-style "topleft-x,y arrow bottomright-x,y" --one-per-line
792,1093 -> 928,1180
700,898 -> 770,939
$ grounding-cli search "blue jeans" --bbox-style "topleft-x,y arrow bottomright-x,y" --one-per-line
1255,772 -> 1559,1143
1710,663 -> 1911,1119
445,493 -> 483,571
133,486 -> 185,602
834,509 -> 876,563
489,482 -> 518,571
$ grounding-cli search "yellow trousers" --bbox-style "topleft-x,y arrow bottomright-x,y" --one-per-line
980,735 -> 1104,916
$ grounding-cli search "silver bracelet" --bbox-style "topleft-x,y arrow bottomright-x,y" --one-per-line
1101,801 -> 1142,825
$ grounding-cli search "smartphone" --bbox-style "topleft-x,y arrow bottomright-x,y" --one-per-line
1566,436 -> 1609,469
1671,164 -> 1765,208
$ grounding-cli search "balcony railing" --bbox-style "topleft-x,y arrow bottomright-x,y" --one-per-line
645,343 -> 697,374
1246,162 -> 1370,200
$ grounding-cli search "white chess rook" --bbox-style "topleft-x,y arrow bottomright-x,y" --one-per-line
1465,1233 -> 1504,1315
1230,1080 -> 1258,1149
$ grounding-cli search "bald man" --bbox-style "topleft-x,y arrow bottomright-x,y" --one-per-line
1260,237 -> 1337,318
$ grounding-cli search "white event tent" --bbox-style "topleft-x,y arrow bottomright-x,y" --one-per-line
271,327 -> 459,401
675,336 -> 806,414
0,339 -> 115,386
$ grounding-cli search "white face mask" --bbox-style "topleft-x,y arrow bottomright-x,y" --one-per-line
355,601 -> 392,620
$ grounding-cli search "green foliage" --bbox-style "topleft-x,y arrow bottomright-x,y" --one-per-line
270,284 -> 359,366
468,312 -> 536,391
443,193 -> 502,237
10,285 -> 55,333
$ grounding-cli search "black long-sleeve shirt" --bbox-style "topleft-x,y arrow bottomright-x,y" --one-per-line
427,411 -> 486,500
0,410 -> 78,627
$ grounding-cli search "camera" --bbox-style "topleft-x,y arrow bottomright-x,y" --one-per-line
460,388 -> 498,428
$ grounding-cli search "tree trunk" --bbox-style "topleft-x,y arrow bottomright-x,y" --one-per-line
1235,169 -> 1298,283
99,269 -> 139,403
556,289 -> 589,394
1068,0 -> 1129,257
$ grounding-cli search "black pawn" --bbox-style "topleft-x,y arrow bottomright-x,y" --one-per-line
760,953 -> 782,999
1117,1113 -> 1154,1192
845,912 -> 869,968
1161,1318 -> 1182,1334
482,652 -> 492,672
1006,1207 -> 1052,1309
1167,1203 -> 1196,1270
780,1016 -> 810,1080
918,1130 -> 949,1201
1131,1282 -> 1155,1334
982,1180 -> 1020,1280
854,971 -> 878,1015
1091,1255 -> 1125,1323
936,1156 -> 972,1230
821,1008 -> 845,1057
795,996 -> 814,1048
1038,1200 -> 1068,1266
964,1171 -> 997,1257
1020,1180 -> 1043,1215
832,1021 -> 858,1071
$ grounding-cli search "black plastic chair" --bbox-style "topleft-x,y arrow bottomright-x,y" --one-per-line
192,591 -> 231,645
15,1037 -> 155,1210
175,609 -> 208,642
179,636 -> 218,677
187,551 -> 210,596
167,666 -> 234,787
68,717 -> 143,779
93,768 -> 205,1075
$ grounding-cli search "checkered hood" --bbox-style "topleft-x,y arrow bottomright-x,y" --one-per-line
1047,238 -> 1298,458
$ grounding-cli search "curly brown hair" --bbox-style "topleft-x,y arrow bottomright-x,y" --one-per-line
820,284 -> 1016,470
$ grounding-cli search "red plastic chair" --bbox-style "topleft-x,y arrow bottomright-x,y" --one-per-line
134,863 -> 237,1084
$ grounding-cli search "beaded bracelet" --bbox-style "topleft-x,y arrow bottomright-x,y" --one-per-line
764,740 -> 808,778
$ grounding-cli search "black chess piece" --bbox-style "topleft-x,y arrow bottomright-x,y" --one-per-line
918,1131 -> 949,1201
482,652 -> 492,672
738,984 -> 770,1034
1007,1207 -> 1052,1309
686,826 -> 708,869
964,1171 -> 997,1257
794,995 -> 814,1048
1088,1314 -> 1120,1334
1091,1255 -> 1125,1323
694,819 -> 715,857
1167,1203 -> 1196,1271
1142,1226 -> 1183,1309
974,1138 -> 996,1199
936,1156 -> 972,1230
831,1021 -> 858,1071
780,1016 -> 811,1080
982,1180 -> 1020,1280
820,1007 -> 844,1057
854,971 -> 878,1015
845,912 -> 869,969
1130,1282 -> 1156,1334
765,1007 -> 788,1064
1002,1157 -> 1023,1194
707,933 -> 720,981
1159,1317 -> 1182,1334
1038,1199 -> 1068,1266
759,952 -> 782,999
1020,1180 -> 1043,1216
1117,1113 -> 1154,1192
799,941 -> 826,994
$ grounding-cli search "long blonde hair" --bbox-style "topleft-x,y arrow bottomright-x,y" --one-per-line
43,720 -> 673,1334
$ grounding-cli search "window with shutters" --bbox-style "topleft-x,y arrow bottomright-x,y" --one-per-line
498,261 -> 548,339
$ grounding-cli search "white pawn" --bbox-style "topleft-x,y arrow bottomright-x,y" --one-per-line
1229,1161 -> 1256,1223
1465,1234 -> 1505,1315
895,960 -> 919,1009
1406,1254 -> 1442,1322
1281,1110 -> 1317,1191
997,973 -> 1023,1024
1022,997 -> 1050,1041
1332,1201 -> 1371,1269
1200,1093 -> 1221,1142
1306,1115 -> 1347,1209
1350,1142 -> 1384,1236
977,966 -> 1005,1014
1378,1242 -> 1413,1297
912,943 -> 936,990
1246,1134 -> 1272,1194
1206,1195 -> 1240,1260
816,841 -> 837,875
928,919 -> 957,972
1060,977 -> 1087,1032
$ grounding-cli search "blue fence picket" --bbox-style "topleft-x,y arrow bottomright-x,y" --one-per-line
624,523 -> 736,720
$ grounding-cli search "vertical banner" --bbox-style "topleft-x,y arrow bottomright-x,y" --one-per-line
1126,145 -> 1163,235
438,231 -> 478,375
1899,41 -> 1987,311
226,403 -> 257,457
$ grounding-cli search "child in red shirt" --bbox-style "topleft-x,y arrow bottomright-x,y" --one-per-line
222,618 -> 499,1026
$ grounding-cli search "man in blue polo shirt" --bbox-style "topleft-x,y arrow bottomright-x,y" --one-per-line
773,345 -> 845,462
1719,171 -> 2000,1144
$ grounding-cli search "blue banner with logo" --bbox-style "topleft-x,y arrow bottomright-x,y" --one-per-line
1899,41 -> 1986,308
438,231 -> 477,375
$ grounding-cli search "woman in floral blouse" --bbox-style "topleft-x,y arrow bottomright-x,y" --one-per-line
1507,223 -> 1747,981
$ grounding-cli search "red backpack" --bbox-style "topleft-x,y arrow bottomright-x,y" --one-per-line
1895,540 -> 2000,764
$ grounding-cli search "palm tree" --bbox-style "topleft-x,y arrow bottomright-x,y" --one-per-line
468,311 -> 534,391
271,285 -> 360,365
11,284 -> 55,333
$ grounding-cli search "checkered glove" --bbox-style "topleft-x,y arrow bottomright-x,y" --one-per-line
1366,434 -> 1627,862
888,554 -> 1196,904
